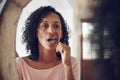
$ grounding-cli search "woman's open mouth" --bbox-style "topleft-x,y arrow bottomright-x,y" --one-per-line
47,36 -> 58,44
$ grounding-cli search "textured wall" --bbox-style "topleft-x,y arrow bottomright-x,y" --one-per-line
0,0 -> 30,80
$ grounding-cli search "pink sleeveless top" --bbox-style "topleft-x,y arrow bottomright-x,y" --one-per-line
16,57 -> 80,80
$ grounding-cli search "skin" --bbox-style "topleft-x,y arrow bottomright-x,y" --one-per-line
23,13 -> 74,80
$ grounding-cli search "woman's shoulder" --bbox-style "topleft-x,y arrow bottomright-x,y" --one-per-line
71,56 -> 80,66
16,56 -> 29,64
16,57 -> 22,62
71,56 -> 78,62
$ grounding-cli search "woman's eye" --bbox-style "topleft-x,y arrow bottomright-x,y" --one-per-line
41,24 -> 48,28
54,25 -> 60,29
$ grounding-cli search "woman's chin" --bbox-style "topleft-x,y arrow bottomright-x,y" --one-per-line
45,46 -> 56,51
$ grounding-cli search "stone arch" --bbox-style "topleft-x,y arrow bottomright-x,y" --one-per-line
0,0 -> 30,80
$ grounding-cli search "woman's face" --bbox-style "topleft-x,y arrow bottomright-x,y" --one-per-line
37,13 -> 62,50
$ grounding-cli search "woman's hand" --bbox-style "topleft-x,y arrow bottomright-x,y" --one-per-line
56,42 -> 71,66
56,42 -> 75,80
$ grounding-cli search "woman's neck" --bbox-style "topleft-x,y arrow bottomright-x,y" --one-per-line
40,52 -> 58,63
38,46 -> 58,63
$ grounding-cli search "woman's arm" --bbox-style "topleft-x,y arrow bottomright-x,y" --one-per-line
56,42 -> 75,80
64,65 -> 75,80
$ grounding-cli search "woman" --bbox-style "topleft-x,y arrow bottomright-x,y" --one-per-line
16,6 -> 80,80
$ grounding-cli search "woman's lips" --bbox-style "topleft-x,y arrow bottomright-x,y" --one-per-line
47,36 -> 58,44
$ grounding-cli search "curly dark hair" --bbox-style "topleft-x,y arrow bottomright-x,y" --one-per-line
22,6 -> 70,61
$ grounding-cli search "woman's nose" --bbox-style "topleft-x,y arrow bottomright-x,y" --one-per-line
48,27 -> 55,34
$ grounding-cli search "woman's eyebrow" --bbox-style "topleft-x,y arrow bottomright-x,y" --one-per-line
54,21 -> 61,25
54,21 -> 61,23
